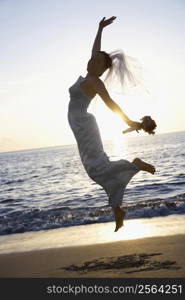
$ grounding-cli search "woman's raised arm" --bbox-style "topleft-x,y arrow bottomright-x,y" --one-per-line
91,16 -> 116,57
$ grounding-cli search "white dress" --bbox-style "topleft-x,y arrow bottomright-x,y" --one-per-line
68,76 -> 139,208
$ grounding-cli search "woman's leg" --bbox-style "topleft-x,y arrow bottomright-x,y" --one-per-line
113,158 -> 155,232
113,206 -> 126,232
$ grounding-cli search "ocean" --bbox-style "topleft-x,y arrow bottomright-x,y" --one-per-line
0,131 -> 185,236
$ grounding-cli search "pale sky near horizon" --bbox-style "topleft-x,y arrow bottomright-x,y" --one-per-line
0,0 -> 185,152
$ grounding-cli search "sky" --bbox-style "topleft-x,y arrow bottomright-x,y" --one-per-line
0,0 -> 185,152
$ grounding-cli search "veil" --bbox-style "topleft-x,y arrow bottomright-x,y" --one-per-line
103,49 -> 145,94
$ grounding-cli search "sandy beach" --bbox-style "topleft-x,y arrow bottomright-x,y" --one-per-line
0,215 -> 185,278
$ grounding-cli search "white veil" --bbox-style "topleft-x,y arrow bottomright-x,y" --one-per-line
103,49 -> 145,94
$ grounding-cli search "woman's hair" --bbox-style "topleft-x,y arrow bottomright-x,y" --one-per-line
99,51 -> 112,69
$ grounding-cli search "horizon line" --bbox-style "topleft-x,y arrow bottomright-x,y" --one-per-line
0,129 -> 184,155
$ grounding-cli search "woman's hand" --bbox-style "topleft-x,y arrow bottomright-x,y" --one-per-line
122,120 -> 142,134
128,120 -> 142,131
99,16 -> 117,29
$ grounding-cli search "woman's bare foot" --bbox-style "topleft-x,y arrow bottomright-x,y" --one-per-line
113,206 -> 125,232
133,158 -> 155,174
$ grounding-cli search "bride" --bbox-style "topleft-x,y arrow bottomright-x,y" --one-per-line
68,16 -> 156,232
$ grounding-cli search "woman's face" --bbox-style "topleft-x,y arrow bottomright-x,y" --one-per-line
87,52 -> 106,76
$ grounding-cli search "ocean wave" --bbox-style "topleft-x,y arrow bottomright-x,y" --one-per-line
0,198 -> 185,236
3,179 -> 25,185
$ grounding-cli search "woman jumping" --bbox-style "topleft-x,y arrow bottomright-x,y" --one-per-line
68,17 -> 156,232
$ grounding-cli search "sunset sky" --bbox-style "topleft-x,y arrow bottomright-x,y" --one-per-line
0,0 -> 185,152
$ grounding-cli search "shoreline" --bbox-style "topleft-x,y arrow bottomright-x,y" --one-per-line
0,215 -> 185,278
0,215 -> 185,255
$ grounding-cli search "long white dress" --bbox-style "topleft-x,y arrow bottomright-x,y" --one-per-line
68,76 -> 139,208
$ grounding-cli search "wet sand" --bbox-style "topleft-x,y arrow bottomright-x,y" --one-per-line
0,216 -> 185,278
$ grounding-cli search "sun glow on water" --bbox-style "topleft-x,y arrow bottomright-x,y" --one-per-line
101,220 -> 152,243
114,220 -> 152,241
